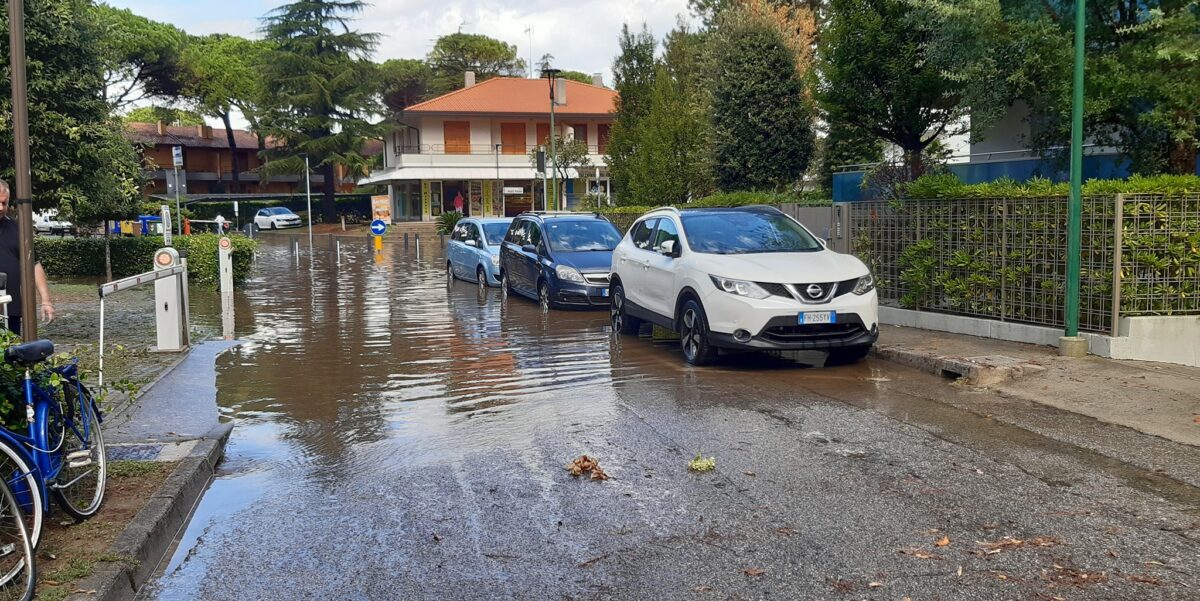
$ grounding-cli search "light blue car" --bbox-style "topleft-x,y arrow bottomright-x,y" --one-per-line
446,217 -> 514,290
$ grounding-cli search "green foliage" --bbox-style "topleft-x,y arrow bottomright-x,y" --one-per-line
819,120 -> 883,192
711,12 -> 815,191
378,58 -> 433,115
92,2 -> 188,108
556,70 -> 594,84
180,33 -> 273,172
259,1 -> 383,223
426,32 -> 526,95
598,191 -> 832,232
0,0 -> 145,222
36,234 -> 257,284
818,0 -> 1013,177
528,135 -> 592,210
903,174 -> 1200,199
606,24 -> 659,203
436,211 -> 463,235
123,106 -> 204,126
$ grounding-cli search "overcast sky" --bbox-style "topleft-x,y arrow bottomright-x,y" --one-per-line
106,0 -> 694,126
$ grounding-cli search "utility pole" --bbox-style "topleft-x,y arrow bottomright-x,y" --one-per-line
544,68 -> 561,211
1060,0 -> 1088,358
304,154 -> 313,248
8,0 -> 36,340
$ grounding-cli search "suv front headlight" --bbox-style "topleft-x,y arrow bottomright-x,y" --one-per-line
491,254 -> 501,266
555,265 -> 584,283
853,273 -> 875,295
709,275 -> 771,300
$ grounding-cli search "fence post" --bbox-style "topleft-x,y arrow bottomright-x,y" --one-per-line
1000,198 -> 1007,321
1110,194 -> 1124,337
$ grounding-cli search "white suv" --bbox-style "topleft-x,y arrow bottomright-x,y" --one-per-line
609,205 -> 878,365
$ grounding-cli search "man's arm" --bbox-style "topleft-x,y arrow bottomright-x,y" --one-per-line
34,262 -> 53,323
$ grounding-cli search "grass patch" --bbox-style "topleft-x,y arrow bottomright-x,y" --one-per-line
108,460 -> 163,479
36,587 -> 69,601
44,558 -> 94,583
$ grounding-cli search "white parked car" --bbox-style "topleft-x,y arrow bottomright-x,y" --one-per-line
254,207 -> 302,230
609,205 -> 879,366
34,212 -> 73,235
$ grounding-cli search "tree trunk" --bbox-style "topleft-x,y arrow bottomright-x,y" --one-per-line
1167,139 -> 1197,175
905,149 -> 925,180
321,162 -> 337,223
103,222 -> 112,282
221,112 -> 241,194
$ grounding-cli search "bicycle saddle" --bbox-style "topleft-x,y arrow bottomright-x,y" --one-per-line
4,340 -> 54,365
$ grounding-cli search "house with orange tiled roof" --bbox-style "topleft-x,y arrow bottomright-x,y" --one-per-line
362,72 -> 616,221
125,121 -> 383,200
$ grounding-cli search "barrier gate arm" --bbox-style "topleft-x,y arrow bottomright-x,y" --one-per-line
96,264 -> 187,388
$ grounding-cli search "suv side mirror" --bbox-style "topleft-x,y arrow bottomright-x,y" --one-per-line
521,244 -> 537,254
659,240 -> 677,257
464,239 -> 478,248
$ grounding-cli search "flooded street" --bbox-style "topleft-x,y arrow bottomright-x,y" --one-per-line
140,235 -> 1200,600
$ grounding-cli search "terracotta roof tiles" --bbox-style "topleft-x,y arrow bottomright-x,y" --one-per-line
405,77 -> 616,116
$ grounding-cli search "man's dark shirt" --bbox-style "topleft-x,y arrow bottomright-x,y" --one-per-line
0,216 -> 33,318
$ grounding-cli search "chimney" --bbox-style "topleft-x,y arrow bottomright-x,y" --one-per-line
464,70 -> 476,87
156,120 -> 166,136
555,78 -> 567,106
592,73 -> 604,88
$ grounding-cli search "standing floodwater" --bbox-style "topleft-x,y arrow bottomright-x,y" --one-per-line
138,234 -> 1200,601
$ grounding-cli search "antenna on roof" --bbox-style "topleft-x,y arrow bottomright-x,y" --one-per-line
524,25 -> 533,78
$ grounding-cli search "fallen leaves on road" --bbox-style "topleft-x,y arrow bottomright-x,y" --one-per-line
692,585 -> 714,593
1193,415 -> 1200,424
868,581 -> 883,588
974,535 -> 1061,555
899,548 -> 942,560
776,527 -> 797,537
689,454 -> 716,472
566,455 -> 609,481
743,567 -> 766,577
935,535 -> 951,547
1042,565 -> 1108,588
826,577 -> 855,592
1124,573 -> 1163,585
577,554 -> 607,568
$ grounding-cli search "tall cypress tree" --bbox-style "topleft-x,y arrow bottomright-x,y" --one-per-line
605,24 -> 657,205
260,0 -> 380,222
710,12 -> 815,191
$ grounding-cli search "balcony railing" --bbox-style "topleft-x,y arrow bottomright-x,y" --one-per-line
397,143 -> 609,156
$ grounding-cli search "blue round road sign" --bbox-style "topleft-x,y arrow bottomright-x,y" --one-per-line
370,219 -> 388,235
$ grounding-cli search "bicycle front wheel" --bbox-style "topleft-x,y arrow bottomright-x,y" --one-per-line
51,399 -> 106,520
0,440 -> 41,549
0,481 -> 35,601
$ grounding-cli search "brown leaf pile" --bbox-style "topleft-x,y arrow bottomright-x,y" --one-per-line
1042,565 -> 1108,588
565,455 -> 609,480
743,567 -> 766,577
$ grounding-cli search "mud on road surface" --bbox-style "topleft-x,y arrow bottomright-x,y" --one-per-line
139,237 -> 1200,600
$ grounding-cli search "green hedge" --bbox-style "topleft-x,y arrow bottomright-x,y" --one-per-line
598,191 -> 832,231
36,234 -> 257,284
903,174 -> 1200,199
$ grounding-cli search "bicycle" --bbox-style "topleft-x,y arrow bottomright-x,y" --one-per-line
0,478 -> 35,601
0,339 -> 107,549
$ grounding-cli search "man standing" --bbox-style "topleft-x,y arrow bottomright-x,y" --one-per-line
0,180 -> 54,335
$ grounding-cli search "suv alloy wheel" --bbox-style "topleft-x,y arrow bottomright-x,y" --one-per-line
610,284 -> 642,335
679,299 -> 718,366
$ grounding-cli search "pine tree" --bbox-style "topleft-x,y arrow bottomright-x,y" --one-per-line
260,0 -> 381,222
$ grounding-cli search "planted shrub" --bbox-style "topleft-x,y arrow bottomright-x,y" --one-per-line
36,235 -> 257,284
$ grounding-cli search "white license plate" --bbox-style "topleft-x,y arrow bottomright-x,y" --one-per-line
600,288 -> 609,297
798,311 -> 836,325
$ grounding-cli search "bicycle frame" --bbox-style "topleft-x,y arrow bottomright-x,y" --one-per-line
0,361 -> 98,513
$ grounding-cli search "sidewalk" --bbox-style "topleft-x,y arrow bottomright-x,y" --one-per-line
874,324 -> 1200,447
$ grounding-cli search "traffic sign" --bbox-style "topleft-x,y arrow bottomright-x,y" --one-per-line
370,219 -> 388,235
172,145 -> 183,168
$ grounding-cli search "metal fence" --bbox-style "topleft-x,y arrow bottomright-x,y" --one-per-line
848,195 -> 1200,334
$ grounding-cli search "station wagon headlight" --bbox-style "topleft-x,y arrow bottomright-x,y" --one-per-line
853,273 -> 875,295
709,275 -> 771,300
556,265 -> 584,283
491,254 -> 500,266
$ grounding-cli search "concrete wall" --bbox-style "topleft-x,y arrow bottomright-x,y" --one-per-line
879,307 -> 1200,368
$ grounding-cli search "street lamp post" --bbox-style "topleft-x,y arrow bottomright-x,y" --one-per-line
8,0 -> 37,340
543,68 -> 561,211
1061,0 -> 1088,357
304,154 -> 313,248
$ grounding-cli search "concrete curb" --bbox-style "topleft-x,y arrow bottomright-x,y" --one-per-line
67,422 -> 234,601
872,345 -> 1046,386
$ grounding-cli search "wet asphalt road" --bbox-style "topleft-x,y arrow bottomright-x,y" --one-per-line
138,236 -> 1200,600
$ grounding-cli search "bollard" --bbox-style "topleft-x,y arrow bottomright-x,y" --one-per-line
336,240 -> 341,265
404,232 -> 409,249
341,215 -> 346,231
416,234 -> 421,261
294,240 -> 300,267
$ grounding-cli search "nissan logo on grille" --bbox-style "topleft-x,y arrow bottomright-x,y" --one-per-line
806,284 -> 824,298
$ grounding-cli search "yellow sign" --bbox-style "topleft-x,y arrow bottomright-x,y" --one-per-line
371,194 -> 392,223
374,235 -> 383,251
482,181 -> 493,216
421,181 -> 431,217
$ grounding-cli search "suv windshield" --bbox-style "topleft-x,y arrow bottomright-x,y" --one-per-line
680,211 -> 823,254
545,220 -> 622,252
482,223 -> 509,246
